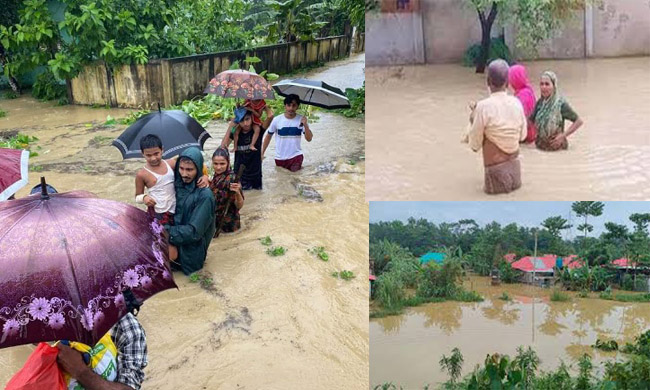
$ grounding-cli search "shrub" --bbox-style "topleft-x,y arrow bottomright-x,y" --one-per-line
375,272 -> 406,310
550,289 -> 570,302
32,70 -> 67,102
462,38 -> 512,68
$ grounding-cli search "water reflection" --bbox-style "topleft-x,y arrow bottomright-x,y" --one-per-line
370,276 -> 650,388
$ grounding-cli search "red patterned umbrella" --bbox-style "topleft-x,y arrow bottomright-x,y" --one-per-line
0,148 -> 29,201
0,179 -> 177,348
204,69 -> 275,100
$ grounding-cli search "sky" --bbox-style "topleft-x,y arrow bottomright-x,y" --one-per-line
369,202 -> 650,239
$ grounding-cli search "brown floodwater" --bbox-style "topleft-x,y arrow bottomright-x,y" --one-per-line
365,57 -> 650,200
0,56 -> 367,388
370,276 -> 650,388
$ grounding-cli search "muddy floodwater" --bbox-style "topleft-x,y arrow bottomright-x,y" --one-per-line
370,275 -> 650,388
0,56 -> 368,389
366,57 -> 650,201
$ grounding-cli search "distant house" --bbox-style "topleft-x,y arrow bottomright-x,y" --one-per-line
420,252 -> 445,265
607,258 -> 650,291
510,254 -> 581,286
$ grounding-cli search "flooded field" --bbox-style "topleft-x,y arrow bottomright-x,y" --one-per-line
0,56 -> 368,389
366,57 -> 650,201
370,275 -> 650,388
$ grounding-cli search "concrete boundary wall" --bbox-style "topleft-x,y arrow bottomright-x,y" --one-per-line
368,0 -> 650,66
69,36 -> 351,108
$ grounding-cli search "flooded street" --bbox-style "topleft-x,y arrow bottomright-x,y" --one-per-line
370,276 -> 650,388
366,57 -> 650,201
0,58 -> 368,389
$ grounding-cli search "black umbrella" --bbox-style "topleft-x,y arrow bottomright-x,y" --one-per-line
112,107 -> 211,159
272,79 -> 350,109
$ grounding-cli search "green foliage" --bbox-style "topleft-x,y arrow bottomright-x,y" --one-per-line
498,260 -> 520,283
559,266 -> 613,292
332,270 -> 355,280
3,90 -> 18,99
572,201 -> 605,243
337,82 -> 364,118
188,271 -> 214,289
550,289 -> 570,302
440,348 -> 464,384
118,110 -> 151,125
32,69 -> 66,101
308,246 -> 329,261
462,38 -> 512,67
374,272 -> 406,310
266,246 -> 286,256
499,292 -> 511,301
260,236 -> 273,246
593,338 -> 619,352
0,133 -> 39,156
607,293 -> 650,303
0,108 -> 5,117
416,260 -> 464,299
621,330 -> 650,358
454,289 -> 484,302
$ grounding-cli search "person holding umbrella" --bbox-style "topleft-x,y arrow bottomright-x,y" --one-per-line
262,94 -> 313,172
56,306 -> 147,390
0,178 -> 176,389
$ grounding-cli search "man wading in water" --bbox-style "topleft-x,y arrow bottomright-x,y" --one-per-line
465,59 -> 527,194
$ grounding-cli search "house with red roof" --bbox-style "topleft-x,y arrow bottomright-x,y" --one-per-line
509,254 -> 582,286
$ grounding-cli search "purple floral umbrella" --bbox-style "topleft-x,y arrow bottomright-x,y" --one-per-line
0,179 -> 177,349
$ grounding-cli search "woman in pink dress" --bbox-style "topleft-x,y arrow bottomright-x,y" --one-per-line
508,64 -> 537,143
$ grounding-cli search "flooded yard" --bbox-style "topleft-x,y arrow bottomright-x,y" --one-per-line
366,57 -> 650,201
370,276 -> 650,388
0,56 -> 368,389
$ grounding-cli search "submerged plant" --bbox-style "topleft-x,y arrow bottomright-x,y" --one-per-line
499,292 -> 512,301
593,338 -> 619,352
439,347 -> 464,384
266,246 -> 287,256
308,246 -> 329,261
550,289 -> 571,302
259,236 -> 273,246
332,270 -> 355,280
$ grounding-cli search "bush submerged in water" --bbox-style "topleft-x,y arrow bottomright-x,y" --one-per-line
462,38 -> 513,68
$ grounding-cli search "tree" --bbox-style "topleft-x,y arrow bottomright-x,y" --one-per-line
571,201 -> 604,243
542,216 -> 572,238
542,215 -> 572,255
465,0 -> 594,73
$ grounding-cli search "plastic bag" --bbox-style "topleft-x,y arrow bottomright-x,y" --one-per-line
63,333 -> 118,390
5,342 -> 66,390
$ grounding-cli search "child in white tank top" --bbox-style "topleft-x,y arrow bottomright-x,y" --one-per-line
135,135 -> 211,261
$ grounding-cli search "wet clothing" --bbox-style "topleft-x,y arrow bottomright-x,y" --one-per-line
484,155 -> 522,195
267,114 -> 305,162
165,147 -> 216,275
228,127 -> 263,190
111,313 -> 147,390
531,71 -> 579,151
275,154 -> 303,172
147,207 -> 174,226
142,161 -> 176,214
508,64 -> 537,143
210,170 -> 243,234
469,91 -> 527,154
244,99 -> 267,127
531,98 -> 578,151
